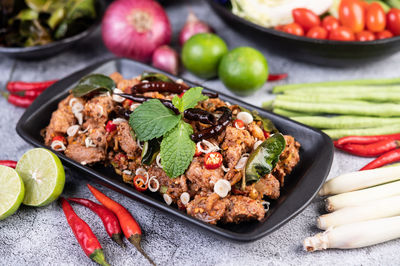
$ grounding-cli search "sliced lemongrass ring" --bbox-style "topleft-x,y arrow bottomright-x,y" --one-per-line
214,179 -> 231,198
112,89 -> 125,103
235,154 -> 249,170
156,153 -> 163,169
50,140 -> 66,152
163,194 -> 172,205
75,112 -> 83,125
148,176 -> 160,192
180,192 -> 190,205
237,112 -> 253,125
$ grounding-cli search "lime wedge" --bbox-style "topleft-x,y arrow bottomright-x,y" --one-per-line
16,148 -> 65,207
0,165 -> 25,220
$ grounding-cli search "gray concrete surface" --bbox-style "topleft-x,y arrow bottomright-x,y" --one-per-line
1,1 -> 400,265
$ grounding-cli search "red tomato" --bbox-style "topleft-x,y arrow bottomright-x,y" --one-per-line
204,152 -> 223,170
282,23 -> 305,36
292,8 -> 321,31
339,0 -> 366,33
356,30 -> 376,41
322,16 -> 340,32
307,26 -> 328,39
366,3 -> 386,32
376,30 -> 394,39
387,8 -> 400,36
329,26 -> 356,41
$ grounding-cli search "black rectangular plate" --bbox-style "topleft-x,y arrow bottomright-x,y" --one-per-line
16,58 -> 333,242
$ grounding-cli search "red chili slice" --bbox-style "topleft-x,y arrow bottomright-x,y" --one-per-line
204,152 -> 223,170
234,119 -> 245,129
105,120 -> 117,132
133,175 -> 148,192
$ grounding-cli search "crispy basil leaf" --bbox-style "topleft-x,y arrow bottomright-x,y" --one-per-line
72,74 -> 115,97
140,72 -> 174,83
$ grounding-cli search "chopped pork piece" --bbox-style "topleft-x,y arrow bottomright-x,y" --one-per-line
88,127 -> 107,147
83,95 -> 115,124
272,135 -> 301,186
117,122 -> 138,156
254,174 -> 280,200
186,157 -> 224,191
186,193 -> 228,224
65,143 -> 106,164
247,122 -> 265,141
221,195 -> 265,223
198,98 -> 227,112
221,126 -> 254,169
148,166 -> 188,202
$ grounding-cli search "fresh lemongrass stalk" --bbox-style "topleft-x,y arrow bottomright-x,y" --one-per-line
282,85 -> 400,95
283,91 -> 400,103
325,180 -> 400,212
273,99 -> 400,117
291,116 -> 400,129
304,216 -> 400,252
323,124 -> 400,139
319,165 -> 400,196
273,77 -> 400,93
318,196 -> 400,230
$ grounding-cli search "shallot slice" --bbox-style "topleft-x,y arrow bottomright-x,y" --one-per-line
163,194 -> 172,205
51,140 -> 66,152
112,89 -> 125,103
112,118 -> 127,124
214,179 -> 231,198
135,168 -> 149,183
148,176 -> 160,192
156,153 -> 163,168
67,125 -> 80,137
75,112 -> 83,125
71,102 -> 84,114
235,153 -> 249,170
85,137 -> 96,148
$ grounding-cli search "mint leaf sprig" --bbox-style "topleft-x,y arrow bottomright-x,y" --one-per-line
130,87 -> 209,178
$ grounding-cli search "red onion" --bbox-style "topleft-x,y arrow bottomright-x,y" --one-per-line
102,0 -> 172,62
152,45 -> 179,75
179,12 -> 214,46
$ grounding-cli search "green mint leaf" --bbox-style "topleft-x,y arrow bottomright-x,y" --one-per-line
173,87 -> 208,112
130,99 -> 180,141
160,120 -> 196,178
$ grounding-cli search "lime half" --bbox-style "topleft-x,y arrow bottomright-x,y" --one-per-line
0,165 -> 25,220
16,148 -> 65,207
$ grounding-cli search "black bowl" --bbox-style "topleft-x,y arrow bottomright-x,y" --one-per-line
0,0 -> 105,60
206,0 -> 400,66
16,58 -> 333,242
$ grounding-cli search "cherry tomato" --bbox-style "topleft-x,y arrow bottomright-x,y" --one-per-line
133,175 -> 148,192
307,26 -> 328,39
329,26 -> 356,41
282,23 -> 304,36
292,8 -> 321,31
366,3 -> 386,32
204,152 -> 223,170
322,16 -> 340,32
387,8 -> 400,36
105,120 -> 117,132
356,30 -> 376,41
339,0 -> 366,33
233,119 -> 245,129
376,30 -> 394,39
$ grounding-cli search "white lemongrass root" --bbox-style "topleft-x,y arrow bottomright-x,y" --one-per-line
325,180 -> 400,212
318,196 -> 400,230
304,216 -> 400,252
319,165 -> 400,196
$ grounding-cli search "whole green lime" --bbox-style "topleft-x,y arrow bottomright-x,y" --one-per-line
218,47 -> 269,96
182,33 -> 228,79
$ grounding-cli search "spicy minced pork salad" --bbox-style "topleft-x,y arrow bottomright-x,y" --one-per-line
43,71 -> 300,225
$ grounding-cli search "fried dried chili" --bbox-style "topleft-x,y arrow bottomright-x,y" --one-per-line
115,93 -> 179,114
183,108 -> 216,125
191,107 -> 232,142
68,197 -> 125,247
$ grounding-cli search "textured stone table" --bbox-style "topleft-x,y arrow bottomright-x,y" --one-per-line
1,1 -> 400,265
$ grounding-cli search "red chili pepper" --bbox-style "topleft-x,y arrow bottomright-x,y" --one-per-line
122,99 -> 133,109
6,80 -> 58,93
68,198 -> 125,247
337,133 -> 400,146
87,184 -> 155,266
1,92 -> 34,108
233,119 -> 245,129
105,120 -> 117,133
360,149 -> 400,170
133,175 -> 148,192
268,73 -> 288,81
336,139 -> 400,157
0,160 -> 17,168
194,146 -> 202,157
263,130 -> 270,139
13,90 -> 42,99
60,197 -> 110,266
204,152 -> 223,170
52,135 -> 66,144
178,92 -> 185,98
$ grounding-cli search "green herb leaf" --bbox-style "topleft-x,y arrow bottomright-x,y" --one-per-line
48,7 -> 65,29
160,120 -> 196,178
140,72 -> 174,83
239,106 -> 278,133
172,87 -> 208,112
72,74 -> 115,97
15,9 -> 39,21
245,133 -> 286,183
130,99 -> 180,141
